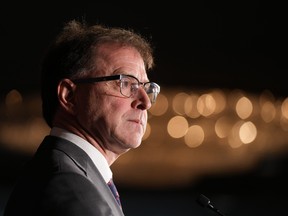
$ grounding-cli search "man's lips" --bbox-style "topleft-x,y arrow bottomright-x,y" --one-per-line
129,119 -> 143,125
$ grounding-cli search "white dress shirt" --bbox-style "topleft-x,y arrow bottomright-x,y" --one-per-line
50,127 -> 112,183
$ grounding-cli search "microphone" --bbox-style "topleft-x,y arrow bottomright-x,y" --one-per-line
197,194 -> 226,216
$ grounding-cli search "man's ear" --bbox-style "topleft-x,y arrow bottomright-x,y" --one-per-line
57,79 -> 76,114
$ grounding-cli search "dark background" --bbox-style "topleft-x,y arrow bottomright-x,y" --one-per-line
1,1 -> 288,215
1,1 -> 287,97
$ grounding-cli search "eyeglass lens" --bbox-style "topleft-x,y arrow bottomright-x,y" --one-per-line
120,76 -> 159,103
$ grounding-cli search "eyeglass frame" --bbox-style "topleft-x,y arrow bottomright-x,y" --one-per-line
72,74 -> 160,103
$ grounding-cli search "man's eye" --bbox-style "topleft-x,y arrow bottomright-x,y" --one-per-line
130,83 -> 139,91
121,80 -> 130,88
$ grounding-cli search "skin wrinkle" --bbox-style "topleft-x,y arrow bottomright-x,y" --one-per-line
55,45 -> 151,165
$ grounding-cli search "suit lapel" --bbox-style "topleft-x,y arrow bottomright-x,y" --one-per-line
40,136 -> 124,215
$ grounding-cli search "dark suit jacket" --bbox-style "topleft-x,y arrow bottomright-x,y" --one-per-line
4,135 -> 125,216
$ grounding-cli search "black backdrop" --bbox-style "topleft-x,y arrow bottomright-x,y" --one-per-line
1,1 -> 287,97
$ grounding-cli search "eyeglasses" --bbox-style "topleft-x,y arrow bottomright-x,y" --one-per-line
72,74 -> 160,103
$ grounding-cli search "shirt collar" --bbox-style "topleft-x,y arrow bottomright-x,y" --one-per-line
50,127 -> 112,183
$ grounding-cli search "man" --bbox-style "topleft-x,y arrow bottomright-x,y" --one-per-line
4,19 -> 160,216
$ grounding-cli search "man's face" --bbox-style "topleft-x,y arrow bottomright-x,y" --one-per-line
74,44 -> 152,154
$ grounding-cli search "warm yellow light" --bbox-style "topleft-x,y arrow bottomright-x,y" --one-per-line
261,101 -> 276,123
185,94 -> 200,118
239,121 -> 257,144
167,116 -> 188,138
184,125 -> 204,148
172,92 -> 189,115
215,116 -> 234,138
149,93 -> 169,116
236,96 -> 253,119
281,98 -> 288,119
197,93 -> 216,117
5,89 -> 23,107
